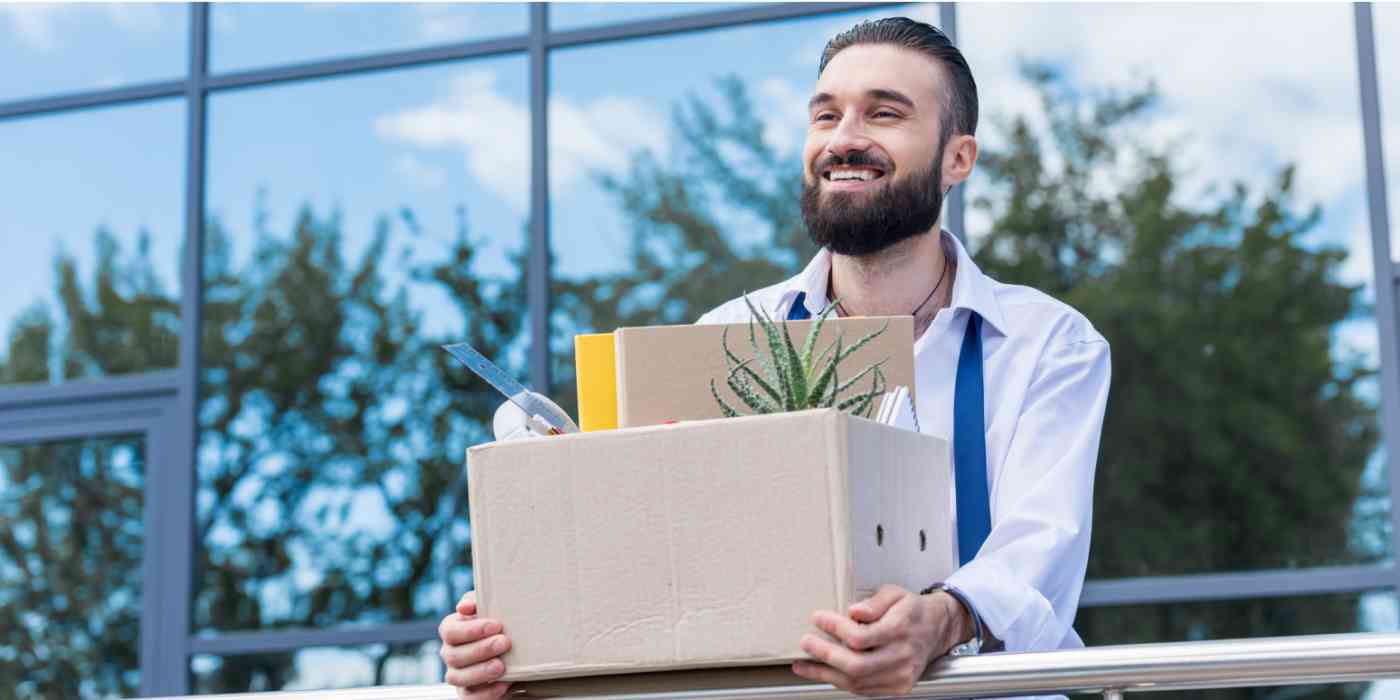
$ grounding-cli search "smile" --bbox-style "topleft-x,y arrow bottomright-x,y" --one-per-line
822,166 -> 887,189
823,166 -> 886,181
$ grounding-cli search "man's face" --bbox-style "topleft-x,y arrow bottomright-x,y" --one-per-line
801,44 -> 949,256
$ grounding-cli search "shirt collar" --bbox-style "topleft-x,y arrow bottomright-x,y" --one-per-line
784,231 -> 1009,336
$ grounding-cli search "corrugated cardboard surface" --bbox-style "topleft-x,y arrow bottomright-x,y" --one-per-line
614,317 -> 915,428
467,409 -> 953,683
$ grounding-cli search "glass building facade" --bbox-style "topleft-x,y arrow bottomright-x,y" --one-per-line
2,2 -> 1399,696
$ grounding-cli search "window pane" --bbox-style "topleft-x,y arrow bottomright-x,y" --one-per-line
546,5 -> 941,402
1377,5 -> 1400,258
1076,591 -> 1397,700
550,3 -> 744,31
0,100 -> 184,387
197,57 -> 527,633
210,3 -> 528,74
0,3 -> 187,102
190,641 -> 438,693
0,435 -> 145,698
960,3 -> 1387,576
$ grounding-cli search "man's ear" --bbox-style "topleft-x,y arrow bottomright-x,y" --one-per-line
941,134 -> 978,189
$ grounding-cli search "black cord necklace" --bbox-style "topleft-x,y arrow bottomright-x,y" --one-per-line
833,255 -> 951,319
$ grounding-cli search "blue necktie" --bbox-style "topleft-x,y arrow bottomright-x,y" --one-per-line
786,292 -> 991,565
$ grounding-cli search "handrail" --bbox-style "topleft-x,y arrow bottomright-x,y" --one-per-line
159,633 -> 1400,700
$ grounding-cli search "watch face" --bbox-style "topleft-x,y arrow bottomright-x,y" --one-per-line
950,641 -> 980,657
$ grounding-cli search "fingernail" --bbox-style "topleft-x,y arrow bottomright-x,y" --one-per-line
494,636 -> 508,653
486,621 -> 501,635
490,659 -> 504,674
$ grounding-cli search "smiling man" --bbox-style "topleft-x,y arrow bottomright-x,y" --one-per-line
440,17 -> 1111,700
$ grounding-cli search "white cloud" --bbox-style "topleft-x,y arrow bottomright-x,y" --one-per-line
375,70 -> 531,211
392,154 -> 446,190
103,3 -> 164,34
0,2 -> 167,52
0,3 -> 64,52
375,69 -> 668,213
963,4 -> 1364,214
412,4 -> 480,43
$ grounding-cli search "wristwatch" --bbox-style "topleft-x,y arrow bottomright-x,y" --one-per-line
921,582 -> 983,656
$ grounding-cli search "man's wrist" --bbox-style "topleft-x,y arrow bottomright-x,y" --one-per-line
921,589 -> 975,656
921,583 -> 982,656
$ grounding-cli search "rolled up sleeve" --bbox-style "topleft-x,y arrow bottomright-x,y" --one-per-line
944,337 -> 1111,652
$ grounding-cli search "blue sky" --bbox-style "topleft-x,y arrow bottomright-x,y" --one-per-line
7,2 -> 1400,686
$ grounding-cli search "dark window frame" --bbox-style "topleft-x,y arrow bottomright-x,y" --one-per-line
0,2 -> 1395,695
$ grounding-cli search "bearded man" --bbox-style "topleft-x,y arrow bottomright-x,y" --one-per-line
440,17 -> 1111,699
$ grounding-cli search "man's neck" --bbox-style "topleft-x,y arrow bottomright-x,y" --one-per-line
828,225 -> 952,321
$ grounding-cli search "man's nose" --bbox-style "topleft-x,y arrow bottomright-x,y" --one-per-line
825,113 -> 873,160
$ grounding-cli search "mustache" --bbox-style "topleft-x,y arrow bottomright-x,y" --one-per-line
812,151 -> 894,175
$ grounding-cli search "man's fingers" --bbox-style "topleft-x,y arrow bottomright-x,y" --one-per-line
442,633 -> 512,669
445,658 -> 508,688
441,616 -> 504,646
812,610 -> 893,651
791,660 -> 856,692
801,633 -> 901,678
849,584 -> 908,623
455,682 -> 513,700
457,591 -> 478,617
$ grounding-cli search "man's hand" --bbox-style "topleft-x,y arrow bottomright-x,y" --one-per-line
791,584 -> 974,697
439,591 -> 514,700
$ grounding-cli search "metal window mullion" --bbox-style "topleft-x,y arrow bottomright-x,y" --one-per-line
186,620 -> 440,656
543,2 -> 910,50
151,2 -> 209,695
940,2 -> 965,244
0,80 -> 186,122
203,34 -> 530,93
1082,563 -> 1396,608
1353,2 -> 1400,599
529,2 -> 551,392
0,3 -> 918,123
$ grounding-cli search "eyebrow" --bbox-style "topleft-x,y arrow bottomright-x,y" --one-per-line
807,88 -> 917,112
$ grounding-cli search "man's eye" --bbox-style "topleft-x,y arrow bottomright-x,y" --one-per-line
874,110 -> 899,119
813,113 -> 836,122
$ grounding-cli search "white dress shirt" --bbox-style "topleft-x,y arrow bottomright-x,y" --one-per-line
695,231 -> 1111,654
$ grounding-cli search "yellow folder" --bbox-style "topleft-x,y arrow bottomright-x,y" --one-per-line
573,333 -> 618,432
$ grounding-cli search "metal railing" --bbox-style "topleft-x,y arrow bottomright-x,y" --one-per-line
161,632 -> 1400,700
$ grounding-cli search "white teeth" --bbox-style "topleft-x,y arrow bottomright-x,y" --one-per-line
829,169 -> 879,182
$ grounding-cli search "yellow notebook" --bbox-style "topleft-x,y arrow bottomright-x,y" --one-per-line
573,333 -> 618,432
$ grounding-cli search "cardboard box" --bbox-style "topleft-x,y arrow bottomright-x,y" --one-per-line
467,408 -> 954,682
613,316 -> 915,428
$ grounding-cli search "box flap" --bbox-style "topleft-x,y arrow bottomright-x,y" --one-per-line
614,316 -> 914,428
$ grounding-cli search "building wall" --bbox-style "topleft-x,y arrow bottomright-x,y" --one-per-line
1,2 -> 1399,696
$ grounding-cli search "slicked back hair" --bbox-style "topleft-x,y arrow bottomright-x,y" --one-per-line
817,17 -> 978,143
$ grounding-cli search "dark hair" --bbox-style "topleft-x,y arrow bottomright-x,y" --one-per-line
818,17 -> 978,142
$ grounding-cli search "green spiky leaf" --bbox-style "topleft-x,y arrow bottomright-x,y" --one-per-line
722,326 -> 781,405
713,293 -> 891,419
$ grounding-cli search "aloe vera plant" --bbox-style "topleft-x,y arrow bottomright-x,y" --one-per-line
710,295 -> 889,419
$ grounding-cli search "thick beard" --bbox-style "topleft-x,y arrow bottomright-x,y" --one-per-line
801,148 -> 946,257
